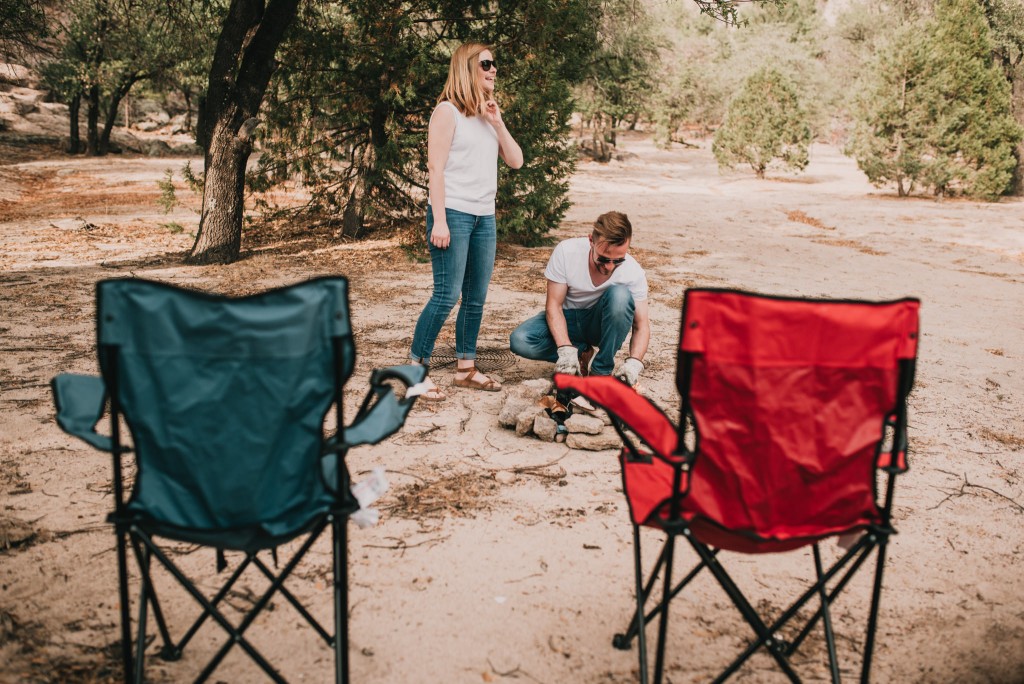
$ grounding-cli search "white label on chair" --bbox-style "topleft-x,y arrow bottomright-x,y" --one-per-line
351,466 -> 389,528
407,381 -> 431,398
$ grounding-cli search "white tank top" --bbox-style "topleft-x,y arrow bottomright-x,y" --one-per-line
432,100 -> 499,216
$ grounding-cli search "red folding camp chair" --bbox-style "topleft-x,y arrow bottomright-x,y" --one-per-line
555,288 -> 920,683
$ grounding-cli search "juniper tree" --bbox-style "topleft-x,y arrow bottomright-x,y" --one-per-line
253,0 -> 597,244
712,67 -> 811,178
42,0 -> 195,155
845,23 -> 931,197
848,0 -> 1021,199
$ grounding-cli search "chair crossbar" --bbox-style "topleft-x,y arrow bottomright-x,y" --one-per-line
616,538 -> 718,649
709,534 -> 886,684
131,518 -> 330,683
252,555 -> 334,645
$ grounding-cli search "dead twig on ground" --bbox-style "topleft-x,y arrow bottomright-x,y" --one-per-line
487,658 -> 545,682
929,472 -> 1024,513
364,535 -> 449,557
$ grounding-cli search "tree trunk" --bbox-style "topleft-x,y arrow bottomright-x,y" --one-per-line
86,85 -> 100,156
99,76 -> 141,155
190,123 -> 250,263
68,93 -> 81,154
182,87 -> 193,133
187,0 -> 301,265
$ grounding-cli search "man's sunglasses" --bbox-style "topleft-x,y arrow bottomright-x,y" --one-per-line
479,59 -> 498,71
592,245 -> 627,265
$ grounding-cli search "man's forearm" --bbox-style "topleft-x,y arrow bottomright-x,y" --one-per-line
546,305 -> 572,347
628,321 -> 650,361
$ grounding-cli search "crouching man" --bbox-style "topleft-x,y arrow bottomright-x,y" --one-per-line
509,211 -> 649,386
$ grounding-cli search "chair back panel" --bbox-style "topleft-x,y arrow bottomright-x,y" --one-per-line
676,290 -> 919,547
97,278 -> 355,538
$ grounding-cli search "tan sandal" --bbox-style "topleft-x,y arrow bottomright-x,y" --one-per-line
416,378 -> 447,402
453,365 -> 502,392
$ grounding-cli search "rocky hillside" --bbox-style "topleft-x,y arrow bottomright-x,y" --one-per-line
0,62 -> 201,157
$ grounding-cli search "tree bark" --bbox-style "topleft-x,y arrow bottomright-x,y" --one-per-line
99,75 -> 142,155
85,85 -> 100,156
187,0 -> 301,265
68,92 -> 81,154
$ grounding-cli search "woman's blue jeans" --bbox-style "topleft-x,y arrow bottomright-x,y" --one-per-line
509,285 -> 636,376
410,206 -> 496,364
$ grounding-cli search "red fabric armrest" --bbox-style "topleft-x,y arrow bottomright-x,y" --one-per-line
554,373 -> 678,459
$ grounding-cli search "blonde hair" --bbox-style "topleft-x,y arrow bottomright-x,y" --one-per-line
592,211 -> 633,246
438,42 -> 491,117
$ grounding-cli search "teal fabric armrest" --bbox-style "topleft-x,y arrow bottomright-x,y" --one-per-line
51,373 -> 115,452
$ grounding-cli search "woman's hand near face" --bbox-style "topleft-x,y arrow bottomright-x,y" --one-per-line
430,220 -> 451,249
482,99 -> 503,129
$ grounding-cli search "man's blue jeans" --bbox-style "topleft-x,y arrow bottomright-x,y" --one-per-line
509,285 -> 635,375
410,206 -> 496,363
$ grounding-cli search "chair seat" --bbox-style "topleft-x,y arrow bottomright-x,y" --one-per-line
116,499 -> 346,553
621,452 -> 881,554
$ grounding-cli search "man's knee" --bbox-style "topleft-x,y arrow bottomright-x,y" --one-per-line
602,284 -> 635,319
509,326 -> 529,356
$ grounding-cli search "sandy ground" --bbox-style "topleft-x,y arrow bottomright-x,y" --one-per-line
1,132 -> 1023,683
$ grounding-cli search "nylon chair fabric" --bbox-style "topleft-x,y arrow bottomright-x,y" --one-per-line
555,287 -> 920,684
97,278 -> 354,549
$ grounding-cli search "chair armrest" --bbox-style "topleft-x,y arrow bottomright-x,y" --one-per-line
328,364 -> 428,451
51,374 -> 115,452
554,373 -> 679,460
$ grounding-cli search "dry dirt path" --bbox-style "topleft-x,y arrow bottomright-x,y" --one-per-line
1,134 -> 1022,683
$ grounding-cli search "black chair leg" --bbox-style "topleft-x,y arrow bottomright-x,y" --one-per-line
116,527 -> 134,682
813,545 -> 841,684
134,545 -> 149,684
653,533 -> 677,684
862,535 -> 888,684
334,513 -> 349,684
632,525 -> 649,684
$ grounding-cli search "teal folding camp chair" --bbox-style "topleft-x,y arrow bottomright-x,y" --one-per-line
51,277 -> 426,683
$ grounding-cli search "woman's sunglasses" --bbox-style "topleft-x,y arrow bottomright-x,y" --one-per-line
479,59 -> 498,71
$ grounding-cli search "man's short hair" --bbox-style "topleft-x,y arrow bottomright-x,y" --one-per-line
592,211 -> 632,246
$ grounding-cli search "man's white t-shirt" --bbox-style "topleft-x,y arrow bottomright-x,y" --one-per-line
544,236 -> 648,310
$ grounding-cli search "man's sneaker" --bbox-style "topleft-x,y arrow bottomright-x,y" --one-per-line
578,345 -> 596,377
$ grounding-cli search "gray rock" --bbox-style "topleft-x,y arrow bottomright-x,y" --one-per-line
533,413 -> 558,442
564,413 -> 604,435
566,429 -> 622,451
498,379 -> 552,428
144,139 -> 172,157
0,63 -> 38,88
499,395 -> 534,428
170,142 -> 203,156
515,407 -> 545,436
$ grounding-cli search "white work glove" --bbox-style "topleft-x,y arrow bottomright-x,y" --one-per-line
555,345 -> 582,375
613,357 -> 644,387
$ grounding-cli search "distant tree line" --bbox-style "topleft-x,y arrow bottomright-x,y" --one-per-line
577,0 -> 1023,198
0,0 -> 772,263
3,0 -> 1021,264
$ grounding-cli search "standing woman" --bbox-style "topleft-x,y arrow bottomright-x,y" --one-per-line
409,42 -> 524,401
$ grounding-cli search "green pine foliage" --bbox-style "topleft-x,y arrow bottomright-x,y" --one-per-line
845,22 -> 931,196
651,0 -> 830,150
574,0 -> 663,158
712,67 -> 812,178
848,0 -> 1022,199
252,0 -> 597,244
924,0 -> 1021,198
